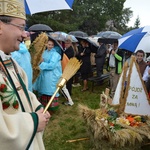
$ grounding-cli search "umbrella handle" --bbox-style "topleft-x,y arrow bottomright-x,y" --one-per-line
83,48 -> 86,53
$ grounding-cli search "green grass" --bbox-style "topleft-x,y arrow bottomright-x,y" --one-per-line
43,81 -> 107,150
42,78 -> 150,150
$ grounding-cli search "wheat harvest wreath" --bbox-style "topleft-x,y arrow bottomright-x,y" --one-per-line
79,56 -> 150,150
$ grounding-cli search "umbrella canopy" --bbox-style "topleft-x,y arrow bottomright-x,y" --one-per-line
48,35 -> 63,51
65,0 -> 74,8
50,32 -> 78,43
25,0 -> 71,15
28,24 -> 53,32
68,31 -> 88,37
68,35 -> 78,43
76,36 -> 98,53
97,31 -> 122,44
97,31 -> 122,39
47,35 -> 64,60
28,24 -> 53,43
50,31 -> 68,42
119,26 -> 150,53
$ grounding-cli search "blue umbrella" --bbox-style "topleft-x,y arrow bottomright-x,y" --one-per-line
119,26 -> 150,53
25,0 -> 30,15
65,0 -> 74,8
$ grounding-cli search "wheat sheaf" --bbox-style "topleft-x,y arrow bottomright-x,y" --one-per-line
29,32 -> 48,83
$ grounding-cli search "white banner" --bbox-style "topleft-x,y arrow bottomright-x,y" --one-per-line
124,63 -> 150,115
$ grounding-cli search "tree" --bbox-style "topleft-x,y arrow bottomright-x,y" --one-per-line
134,16 -> 141,28
26,0 -> 133,35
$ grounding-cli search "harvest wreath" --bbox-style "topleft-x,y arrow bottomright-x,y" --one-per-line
79,89 -> 150,150
79,57 -> 150,150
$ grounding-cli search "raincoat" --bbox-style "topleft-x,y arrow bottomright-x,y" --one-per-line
11,43 -> 33,91
33,47 -> 62,97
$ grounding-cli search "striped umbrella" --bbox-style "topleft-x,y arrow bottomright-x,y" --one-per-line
119,26 -> 150,53
25,0 -> 71,15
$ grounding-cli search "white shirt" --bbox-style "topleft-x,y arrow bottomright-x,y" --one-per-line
142,66 -> 150,82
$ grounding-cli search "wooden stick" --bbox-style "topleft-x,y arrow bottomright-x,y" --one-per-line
66,138 -> 89,143
43,87 -> 60,113
43,78 -> 66,113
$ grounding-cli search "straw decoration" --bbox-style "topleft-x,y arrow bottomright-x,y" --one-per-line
43,57 -> 82,113
29,32 -> 48,82
79,104 -> 149,149
118,61 -> 129,113
62,57 -> 82,80
121,56 -> 134,112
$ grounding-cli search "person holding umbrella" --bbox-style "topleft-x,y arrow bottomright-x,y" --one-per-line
0,0 -> 50,149
79,39 -> 92,91
107,40 -> 124,98
95,38 -> 107,78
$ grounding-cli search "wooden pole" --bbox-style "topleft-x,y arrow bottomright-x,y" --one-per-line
43,78 -> 66,113
66,138 -> 89,143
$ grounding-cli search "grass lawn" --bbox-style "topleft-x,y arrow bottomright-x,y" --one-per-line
43,80 -> 107,150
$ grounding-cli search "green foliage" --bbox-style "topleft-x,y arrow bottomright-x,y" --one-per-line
26,0 -> 133,36
134,16 -> 141,28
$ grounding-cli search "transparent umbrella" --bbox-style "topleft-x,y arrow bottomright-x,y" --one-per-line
68,31 -> 88,37
97,31 -> 122,44
76,37 -> 98,53
50,32 -> 68,42
97,31 -> 122,39
50,32 -> 78,43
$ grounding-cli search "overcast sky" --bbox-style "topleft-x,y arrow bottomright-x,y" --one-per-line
124,0 -> 150,27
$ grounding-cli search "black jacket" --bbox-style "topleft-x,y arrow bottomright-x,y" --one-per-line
95,44 -> 107,58
64,46 -> 75,59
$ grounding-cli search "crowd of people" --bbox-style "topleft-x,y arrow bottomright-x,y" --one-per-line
6,17 -> 150,107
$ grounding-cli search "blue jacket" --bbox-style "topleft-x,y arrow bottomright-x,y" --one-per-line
33,47 -> 62,97
11,43 -> 33,92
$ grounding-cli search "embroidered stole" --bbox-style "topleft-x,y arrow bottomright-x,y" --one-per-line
0,57 -> 33,112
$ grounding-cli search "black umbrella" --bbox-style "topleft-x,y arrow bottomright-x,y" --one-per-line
28,24 -> 53,43
76,36 -> 98,53
28,24 -> 53,32
98,38 -> 118,44
68,31 -> 88,37
97,31 -> 122,44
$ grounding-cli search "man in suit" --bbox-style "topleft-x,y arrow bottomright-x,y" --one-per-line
95,39 -> 107,77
